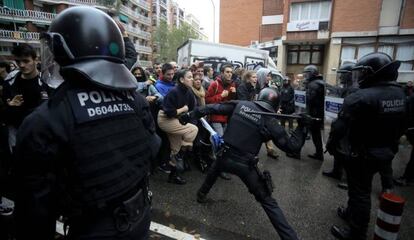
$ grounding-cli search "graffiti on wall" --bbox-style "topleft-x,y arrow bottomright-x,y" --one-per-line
193,56 -> 265,73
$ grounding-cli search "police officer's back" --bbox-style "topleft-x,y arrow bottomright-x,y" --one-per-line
14,7 -> 159,239
183,88 -> 311,240
331,53 -> 407,240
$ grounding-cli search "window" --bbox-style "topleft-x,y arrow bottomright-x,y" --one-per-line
290,4 -> 300,21
288,52 -> 298,64
357,45 -> 375,59
340,41 -> 414,71
287,45 -> 324,65
299,51 -> 310,64
378,45 -> 394,57
312,52 -> 321,64
396,45 -> 414,71
290,1 -> 331,22
340,46 -> 356,63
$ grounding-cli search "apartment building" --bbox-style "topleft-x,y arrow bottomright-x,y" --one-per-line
0,0 -> 206,67
152,0 -> 207,39
0,0 -> 153,67
220,0 -> 414,84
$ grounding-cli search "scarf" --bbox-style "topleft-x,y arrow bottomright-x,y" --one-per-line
191,86 -> 206,106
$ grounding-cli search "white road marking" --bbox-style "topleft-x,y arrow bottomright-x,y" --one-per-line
55,221 -> 207,240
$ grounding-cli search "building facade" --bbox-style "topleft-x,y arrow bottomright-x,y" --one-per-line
0,0 -> 206,68
220,0 -> 414,84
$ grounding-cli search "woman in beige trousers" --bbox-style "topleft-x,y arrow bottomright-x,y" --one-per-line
158,69 -> 198,184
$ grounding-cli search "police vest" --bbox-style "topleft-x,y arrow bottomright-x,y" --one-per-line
224,101 -> 265,155
65,85 -> 152,209
349,83 -> 406,151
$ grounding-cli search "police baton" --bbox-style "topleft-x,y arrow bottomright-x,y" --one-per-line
243,110 -> 323,122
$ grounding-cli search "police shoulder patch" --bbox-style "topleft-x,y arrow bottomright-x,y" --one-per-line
67,89 -> 135,124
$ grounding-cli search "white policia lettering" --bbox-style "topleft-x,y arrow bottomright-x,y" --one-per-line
382,99 -> 405,113
77,90 -> 134,106
240,105 -> 261,122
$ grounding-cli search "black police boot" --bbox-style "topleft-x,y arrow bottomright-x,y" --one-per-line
168,169 -> 186,185
197,190 -> 208,204
322,170 -> 342,180
219,172 -> 231,180
337,182 -> 348,190
337,206 -> 350,223
331,225 -> 352,240
308,153 -> 324,161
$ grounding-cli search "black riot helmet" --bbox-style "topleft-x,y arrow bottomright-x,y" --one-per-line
41,6 -> 137,90
352,52 -> 400,88
303,65 -> 319,80
256,87 -> 280,112
337,62 -> 355,86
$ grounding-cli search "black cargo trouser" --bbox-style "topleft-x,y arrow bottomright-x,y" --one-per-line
310,121 -> 323,156
199,148 -> 299,240
344,156 -> 393,240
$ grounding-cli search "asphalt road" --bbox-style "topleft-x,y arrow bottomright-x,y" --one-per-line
149,132 -> 414,240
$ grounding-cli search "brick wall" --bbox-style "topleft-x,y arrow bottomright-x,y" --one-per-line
332,0 -> 381,32
261,24 -> 283,42
401,0 -> 414,29
220,0 -> 262,46
56,4 -> 68,14
24,0 -> 34,10
263,0 -> 284,15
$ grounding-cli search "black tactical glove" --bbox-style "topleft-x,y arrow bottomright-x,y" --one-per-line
178,112 -> 191,125
297,113 -> 313,127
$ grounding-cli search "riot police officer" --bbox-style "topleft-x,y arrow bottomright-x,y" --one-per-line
14,7 -> 160,239
330,53 -> 407,240
324,62 -> 357,180
303,65 -> 325,160
181,87 -> 312,240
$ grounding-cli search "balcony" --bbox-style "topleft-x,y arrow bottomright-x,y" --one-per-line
120,5 -> 140,22
137,14 -> 151,26
0,7 -> 56,24
130,0 -> 150,11
125,25 -> 150,40
135,44 -> 152,54
160,13 -> 167,21
0,30 -> 40,43
159,0 -> 167,9
36,0 -> 113,9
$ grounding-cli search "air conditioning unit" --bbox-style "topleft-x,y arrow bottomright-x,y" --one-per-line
319,21 -> 329,31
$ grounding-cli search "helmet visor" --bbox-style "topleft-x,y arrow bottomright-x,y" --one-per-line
40,37 -> 64,89
303,71 -> 312,80
351,66 -> 372,85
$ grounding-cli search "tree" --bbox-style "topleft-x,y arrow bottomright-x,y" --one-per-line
153,20 -> 200,63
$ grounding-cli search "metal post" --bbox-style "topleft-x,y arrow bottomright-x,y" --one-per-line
209,0 -> 215,43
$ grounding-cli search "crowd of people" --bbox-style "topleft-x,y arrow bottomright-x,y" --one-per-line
0,6 -> 413,240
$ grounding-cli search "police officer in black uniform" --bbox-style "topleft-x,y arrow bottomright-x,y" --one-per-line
330,53 -> 407,240
14,7 -> 160,239
181,87 -> 312,240
323,63 -> 358,180
304,65 -> 325,160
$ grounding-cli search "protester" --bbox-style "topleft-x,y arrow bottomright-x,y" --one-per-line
157,69 -> 198,185
256,68 -> 280,159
